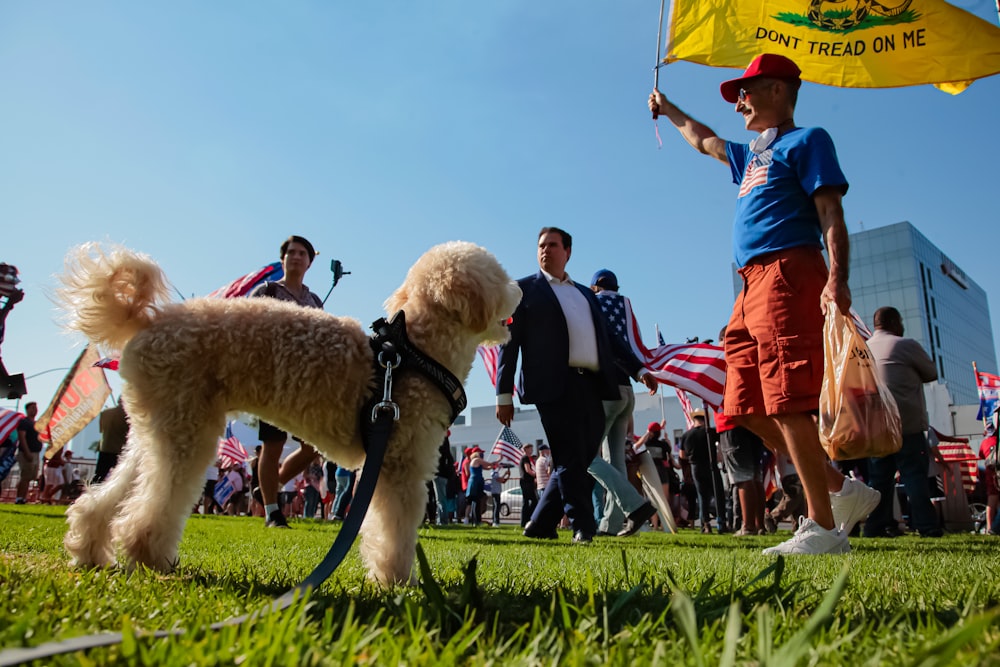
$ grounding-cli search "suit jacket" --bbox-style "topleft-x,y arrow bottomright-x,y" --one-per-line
496,271 -> 643,405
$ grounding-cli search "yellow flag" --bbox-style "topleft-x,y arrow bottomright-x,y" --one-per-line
665,0 -> 1000,94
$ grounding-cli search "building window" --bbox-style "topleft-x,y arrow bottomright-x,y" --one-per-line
939,357 -> 945,379
926,265 -> 933,290
935,326 -> 941,348
931,297 -> 937,319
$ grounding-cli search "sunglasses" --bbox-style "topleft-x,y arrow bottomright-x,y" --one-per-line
738,87 -> 753,102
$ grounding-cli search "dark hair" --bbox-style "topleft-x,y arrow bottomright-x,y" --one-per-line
538,227 -> 572,250
25,401 -> 37,410
785,78 -> 800,108
280,235 -> 316,263
873,306 -> 903,330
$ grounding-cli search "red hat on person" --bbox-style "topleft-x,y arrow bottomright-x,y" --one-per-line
720,53 -> 802,103
648,422 -> 661,433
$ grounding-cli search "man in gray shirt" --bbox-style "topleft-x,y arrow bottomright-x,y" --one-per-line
864,306 -> 943,537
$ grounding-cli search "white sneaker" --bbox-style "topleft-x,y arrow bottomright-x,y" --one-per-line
761,517 -> 850,555
829,477 -> 881,534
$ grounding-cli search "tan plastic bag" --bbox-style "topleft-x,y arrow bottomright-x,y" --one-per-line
818,307 -> 902,460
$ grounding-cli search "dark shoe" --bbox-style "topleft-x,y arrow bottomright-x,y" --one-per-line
266,509 -> 290,528
863,524 -> 904,538
573,531 -> 593,544
523,521 -> 558,540
919,528 -> 944,538
617,502 -> 656,537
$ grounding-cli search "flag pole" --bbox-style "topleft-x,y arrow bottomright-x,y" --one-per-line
655,324 -> 665,422
974,361 -> 986,429
652,0 -> 666,118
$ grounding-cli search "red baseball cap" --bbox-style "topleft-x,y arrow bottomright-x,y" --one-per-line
720,54 -> 801,103
648,422 -> 661,433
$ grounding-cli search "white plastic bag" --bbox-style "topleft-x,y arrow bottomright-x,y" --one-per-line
818,307 -> 902,460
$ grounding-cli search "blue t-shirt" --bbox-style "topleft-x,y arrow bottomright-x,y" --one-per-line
726,127 -> 848,267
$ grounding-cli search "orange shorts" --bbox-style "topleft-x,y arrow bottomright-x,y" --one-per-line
723,246 -> 828,417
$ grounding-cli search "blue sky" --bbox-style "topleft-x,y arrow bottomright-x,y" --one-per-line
3,1 -> 999,420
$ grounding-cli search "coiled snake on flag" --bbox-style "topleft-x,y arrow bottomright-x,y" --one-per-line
808,0 -> 913,31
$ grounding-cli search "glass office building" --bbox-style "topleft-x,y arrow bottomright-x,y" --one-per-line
848,222 -> 995,406
731,221 -> 996,406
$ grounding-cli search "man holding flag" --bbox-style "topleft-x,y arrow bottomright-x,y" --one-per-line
649,53 -> 879,555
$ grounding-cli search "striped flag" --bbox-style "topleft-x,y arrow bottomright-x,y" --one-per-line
935,436 -> 979,495
207,261 -> 284,299
477,345 -> 500,387
738,162 -> 769,198
975,369 -> 1000,421
0,408 -> 25,445
490,426 -> 524,468
217,423 -> 249,468
675,389 -> 695,430
599,292 -> 727,408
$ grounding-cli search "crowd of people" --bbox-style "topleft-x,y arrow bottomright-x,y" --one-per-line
4,53 -> 999,548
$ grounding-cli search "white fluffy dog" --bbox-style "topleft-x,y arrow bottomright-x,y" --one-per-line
58,241 -> 521,585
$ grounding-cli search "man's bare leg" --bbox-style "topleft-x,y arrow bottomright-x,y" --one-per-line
258,439 -> 285,509
739,413 -> 845,530
278,443 -> 317,485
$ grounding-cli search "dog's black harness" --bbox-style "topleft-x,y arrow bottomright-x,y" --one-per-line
365,311 -> 467,426
0,311 -> 468,666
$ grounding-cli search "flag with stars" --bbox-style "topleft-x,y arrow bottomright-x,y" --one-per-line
596,291 -> 726,408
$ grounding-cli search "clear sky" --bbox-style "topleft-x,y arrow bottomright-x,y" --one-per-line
3,1 -> 999,422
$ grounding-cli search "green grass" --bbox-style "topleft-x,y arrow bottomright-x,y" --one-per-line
1,505 -> 999,665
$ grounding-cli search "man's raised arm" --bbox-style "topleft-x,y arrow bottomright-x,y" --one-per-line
649,90 -> 729,164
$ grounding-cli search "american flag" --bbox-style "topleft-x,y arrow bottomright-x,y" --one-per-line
490,426 -> 524,468
975,369 -> 1000,420
597,291 -> 726,408
207,261 -> 284,299
675,389 -> 695,430
217,423 -> 249,468
0,408 -> 25,445
738,159 -> 769,198
477,345 -> 500,387
933,427 -> 979,495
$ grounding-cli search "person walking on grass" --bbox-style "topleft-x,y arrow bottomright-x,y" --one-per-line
496,227 -> 656,544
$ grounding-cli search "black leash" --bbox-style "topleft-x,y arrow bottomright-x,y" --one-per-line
0,312 -> 465,666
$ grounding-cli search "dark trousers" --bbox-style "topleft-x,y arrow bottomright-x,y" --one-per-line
91,451 -> 120,484
529,369 -> 605,536
520,485 -> 538,527
691,463 -> 727,530
865,431 -> 940,536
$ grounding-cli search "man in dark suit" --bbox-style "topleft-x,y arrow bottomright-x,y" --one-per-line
496,227 -> 657,543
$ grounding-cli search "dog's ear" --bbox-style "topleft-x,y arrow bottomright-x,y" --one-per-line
431,256 -> 502,333
384,284 -> 408,314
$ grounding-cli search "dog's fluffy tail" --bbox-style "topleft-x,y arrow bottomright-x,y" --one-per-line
58,243 -> 171,351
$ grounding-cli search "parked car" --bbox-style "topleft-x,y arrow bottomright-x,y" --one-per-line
498,487 -> 523,521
